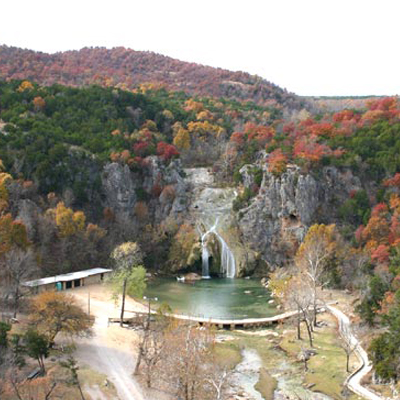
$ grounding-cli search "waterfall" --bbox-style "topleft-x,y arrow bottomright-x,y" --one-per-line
201,219 -> 218,279
217,233 -> 236,278
201,246 -> 211,278
186,168 -> 237,279
201,218 -> 236,278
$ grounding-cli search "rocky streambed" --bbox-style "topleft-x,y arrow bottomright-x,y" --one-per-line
221,332 -> 334,400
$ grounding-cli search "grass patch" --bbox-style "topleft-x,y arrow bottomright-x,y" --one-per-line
279,314 -> 360,400
78,364 -> 117,398
255,368 -> 277,400
213,341 -> 242,369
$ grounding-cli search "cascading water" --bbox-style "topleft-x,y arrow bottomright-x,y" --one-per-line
218,233 -> 236,278
185,167 -> 238,278
201,219 -> 218,278
201,220 -> 236,278
201,246 -> 210,278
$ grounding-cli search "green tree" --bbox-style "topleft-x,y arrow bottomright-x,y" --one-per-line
24,329 -> 49,374
0,321 -> 10,349
10,334 -> 26,368
369,290 -> 400,381
357,275 -> 389,325
109,242 -> 147,326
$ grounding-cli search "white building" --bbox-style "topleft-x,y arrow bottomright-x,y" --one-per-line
23,268 -> 112,293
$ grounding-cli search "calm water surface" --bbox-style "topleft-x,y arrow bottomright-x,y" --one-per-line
145,278 -> 276,319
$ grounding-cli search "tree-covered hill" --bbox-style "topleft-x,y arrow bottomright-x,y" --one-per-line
0,45 -> 306,111
0,79 -> 280,200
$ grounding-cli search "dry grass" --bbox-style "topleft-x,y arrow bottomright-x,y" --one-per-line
279,313 -> 361,399
255,368 -> 277,400
213,340 -> 242,369
79,364 -> 118,399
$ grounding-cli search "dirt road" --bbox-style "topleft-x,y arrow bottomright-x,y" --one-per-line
71,285 -> 148,400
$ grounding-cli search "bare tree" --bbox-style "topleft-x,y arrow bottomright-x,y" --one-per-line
299,344 -> 310,372
8,370 -> 58,400
295,224 -> 337,327
2,247 -> 37,318
159,322 -> 215,400
134,316 -> 230,399
338,325 -> 357,373
137,321 -> 166,388
284,274 -> 314,347
205,363 -> 231,400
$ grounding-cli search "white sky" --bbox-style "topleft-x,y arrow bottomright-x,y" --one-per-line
1,0 -> 399,96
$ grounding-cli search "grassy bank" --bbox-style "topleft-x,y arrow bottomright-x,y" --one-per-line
214,312 -> 365,400
279,313 -> 360,399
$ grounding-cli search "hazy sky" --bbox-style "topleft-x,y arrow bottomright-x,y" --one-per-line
1,0 -> 399,96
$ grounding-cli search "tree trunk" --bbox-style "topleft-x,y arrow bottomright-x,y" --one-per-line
38,355 -> 46,375
45,383 -> 58,400
184,382 -> 189,400
134,342 -> 143,375
313,285 -> 318,327
120,277 -> 127,327
302,311 -> 313,347
303,356 -> 308,372
146,368 -> 151,388
77,382 -> 86,400
13,285 -> 19,318
297,307 -> 301,340
134,330 -> 149,375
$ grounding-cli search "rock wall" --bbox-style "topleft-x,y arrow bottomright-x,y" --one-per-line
237,159 -> 362,270
102,156 -> 189,229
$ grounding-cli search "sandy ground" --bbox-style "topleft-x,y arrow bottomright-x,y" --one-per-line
69,284 -> 169,400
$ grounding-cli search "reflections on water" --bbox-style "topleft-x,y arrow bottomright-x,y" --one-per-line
145,278 -> 276,319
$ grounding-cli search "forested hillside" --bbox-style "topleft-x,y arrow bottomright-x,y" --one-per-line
0,79 -> 280,196
0,46 -> 306,110
0,79 -> 280,278
1,76 -> 400,385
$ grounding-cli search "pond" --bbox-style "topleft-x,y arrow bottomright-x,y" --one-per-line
144,277 -> 277,319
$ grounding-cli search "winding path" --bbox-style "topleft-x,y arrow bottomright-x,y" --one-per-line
72,285 -> 382,400
115,305 -> 383,399
327,305 -> 383,400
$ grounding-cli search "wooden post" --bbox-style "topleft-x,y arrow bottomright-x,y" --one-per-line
120,277 -> 127,327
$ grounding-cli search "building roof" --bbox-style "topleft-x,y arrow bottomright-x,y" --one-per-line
23,268 -> 112,287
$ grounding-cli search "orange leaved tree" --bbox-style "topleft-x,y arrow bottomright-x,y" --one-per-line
29,292 -> 93,346
295,224 -> 338,327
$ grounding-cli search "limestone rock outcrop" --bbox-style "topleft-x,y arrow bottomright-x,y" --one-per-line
101,156 -> 188,226
237,160 -> 361,269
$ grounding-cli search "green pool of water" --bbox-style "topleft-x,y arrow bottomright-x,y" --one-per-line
144,278 -> 276,319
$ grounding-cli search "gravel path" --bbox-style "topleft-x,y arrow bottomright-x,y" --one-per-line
327,305 -> 383,400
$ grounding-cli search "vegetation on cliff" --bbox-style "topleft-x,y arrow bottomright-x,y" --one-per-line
2,69 -> 400,387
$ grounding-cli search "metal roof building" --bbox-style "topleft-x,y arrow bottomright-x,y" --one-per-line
23,267 -> 112,293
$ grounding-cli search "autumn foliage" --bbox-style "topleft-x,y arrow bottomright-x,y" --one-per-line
0,45 -> 303,109
29,291 -> 93,344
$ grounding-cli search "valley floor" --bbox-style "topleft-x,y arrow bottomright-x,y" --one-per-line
65,284 -> 387,400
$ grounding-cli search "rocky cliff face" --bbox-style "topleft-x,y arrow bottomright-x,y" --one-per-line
237,156 -> 362,270
102,156 -> 189,229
